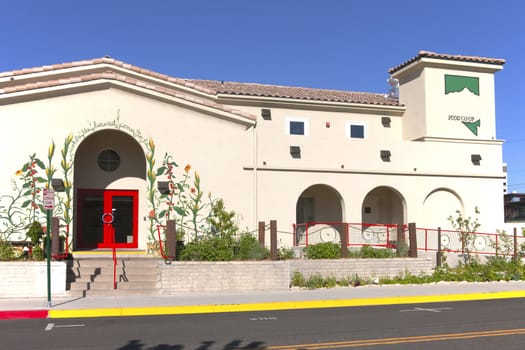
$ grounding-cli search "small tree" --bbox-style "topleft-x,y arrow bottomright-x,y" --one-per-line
448,207 -> 480,265
26,221 -> 44,247
207,199 -> 239,238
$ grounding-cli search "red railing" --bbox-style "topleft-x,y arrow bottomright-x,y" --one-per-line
414,227 -> 525,257
293,222 -> 399,249
293,222 -> 525,258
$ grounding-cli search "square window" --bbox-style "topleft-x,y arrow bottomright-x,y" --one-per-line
350,125 -> 364,138
346,122 -> 366,139
286,118 -> 309,136
290,121 -> 305,135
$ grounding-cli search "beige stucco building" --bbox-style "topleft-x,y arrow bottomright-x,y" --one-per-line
0,51 -> 506,253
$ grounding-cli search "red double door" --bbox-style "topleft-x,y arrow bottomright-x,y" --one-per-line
76,189 -> 138,249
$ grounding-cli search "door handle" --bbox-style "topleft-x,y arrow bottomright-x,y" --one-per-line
102,212 -> 114,224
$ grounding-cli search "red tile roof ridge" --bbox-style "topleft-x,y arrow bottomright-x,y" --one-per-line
0,57 -> 400,106
389,50 -> 506,74
0,71 -> 256,122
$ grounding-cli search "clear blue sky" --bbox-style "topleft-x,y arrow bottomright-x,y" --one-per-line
1,0 -> 524,190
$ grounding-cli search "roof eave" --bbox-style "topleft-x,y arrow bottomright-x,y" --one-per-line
0,79 -> 256,126
390,57 -> 505,76
216,93 -> 405,115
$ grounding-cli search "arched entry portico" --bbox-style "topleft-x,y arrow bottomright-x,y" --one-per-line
360,186 -> 406,245
295,184 -> 344,244
73,129 -> 146,250
362,186 -> 406,225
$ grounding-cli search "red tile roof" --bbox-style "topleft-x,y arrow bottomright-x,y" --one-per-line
0,70 -> 256,122
0,57 -> 401,107
389,50 -> 506,74
187,79 -> 400,106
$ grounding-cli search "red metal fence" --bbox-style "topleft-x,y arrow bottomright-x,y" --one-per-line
293,222 -> 525,257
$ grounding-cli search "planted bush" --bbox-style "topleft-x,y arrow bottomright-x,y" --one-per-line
0,241 -> 15,261
303,242 -> 340,259
237,234 -> 269,260
359,245 -> 395,258
180,234 -> 235,261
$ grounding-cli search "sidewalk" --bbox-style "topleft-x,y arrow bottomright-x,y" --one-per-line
2,281 -> 525,319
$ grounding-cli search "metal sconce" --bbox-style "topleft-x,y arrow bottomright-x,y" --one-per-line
157,181 -> 170,194
381,117 -> 391,127
290,146 -> 301,159
261,108 -> 271,120
51,179 -> 65,192
471,154 -> 482,165
380,150 -> 391,162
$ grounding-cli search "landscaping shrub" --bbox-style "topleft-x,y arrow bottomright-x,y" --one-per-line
359,245 -> 395,258
303,242 -> 340,259
31,245 -> 45,261
291,271 -> 306,286
0,241 -> 15,261
26,221 -> 44,247
278,247 -> 296,260
236,233 -> 269,260
180,234 -> 235,261
304,273 -> 325,289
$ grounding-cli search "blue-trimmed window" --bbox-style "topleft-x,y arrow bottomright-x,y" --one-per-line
346,122 -> 366,139
287,118 -> 309,136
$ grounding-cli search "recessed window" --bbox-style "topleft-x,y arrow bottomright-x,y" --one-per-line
346,122 -> 366,139
286,118 -> 309,136
97,149 -> 120,172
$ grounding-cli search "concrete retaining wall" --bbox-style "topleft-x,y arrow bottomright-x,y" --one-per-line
0,258 -> 434,297
159,257 -> 433,294
0,262 -> 67,298
289,258 -> 434,280
160,261 -> 291,294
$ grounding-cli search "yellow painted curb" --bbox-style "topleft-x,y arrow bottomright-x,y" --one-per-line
48,290 -> 525,319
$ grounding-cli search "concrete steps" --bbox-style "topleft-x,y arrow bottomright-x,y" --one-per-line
67,256 -> 162,296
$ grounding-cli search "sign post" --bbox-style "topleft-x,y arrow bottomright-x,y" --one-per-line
43,188 -> 55,307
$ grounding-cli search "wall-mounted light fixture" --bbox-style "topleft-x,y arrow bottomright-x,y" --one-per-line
471,154 -> 482,165
290,146 -> 301,159
51,179 -> 65,192
380,150 -> 391,162
381,117 -> 391,127
261,109 -> 271,120
157,181 -> 170,194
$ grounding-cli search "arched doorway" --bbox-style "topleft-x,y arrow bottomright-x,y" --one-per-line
422,188 -> 463,230
73,130 -> 146,250
362,186 -> 405,225
295,184 -> 344,245
360,186 -> 406,245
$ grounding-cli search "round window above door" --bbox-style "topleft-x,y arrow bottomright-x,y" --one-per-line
97,149 -> 120,172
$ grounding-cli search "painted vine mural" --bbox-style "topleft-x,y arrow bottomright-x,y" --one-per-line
0,115 -> 221,257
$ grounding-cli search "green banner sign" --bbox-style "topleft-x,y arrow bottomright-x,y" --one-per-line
445,75 -> 479,96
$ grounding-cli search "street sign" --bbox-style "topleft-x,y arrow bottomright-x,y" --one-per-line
43,188 -> 55,210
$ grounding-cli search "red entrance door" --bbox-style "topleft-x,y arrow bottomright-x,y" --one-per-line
76,189 -> 138,249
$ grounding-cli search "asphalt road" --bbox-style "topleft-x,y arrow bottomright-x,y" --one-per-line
3,298 -> 525,350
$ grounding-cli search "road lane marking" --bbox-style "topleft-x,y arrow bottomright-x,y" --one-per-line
45,323 -> 85,331
267,327 -> 525,349
400,307 -> 452,313
249,316 -> 277,321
